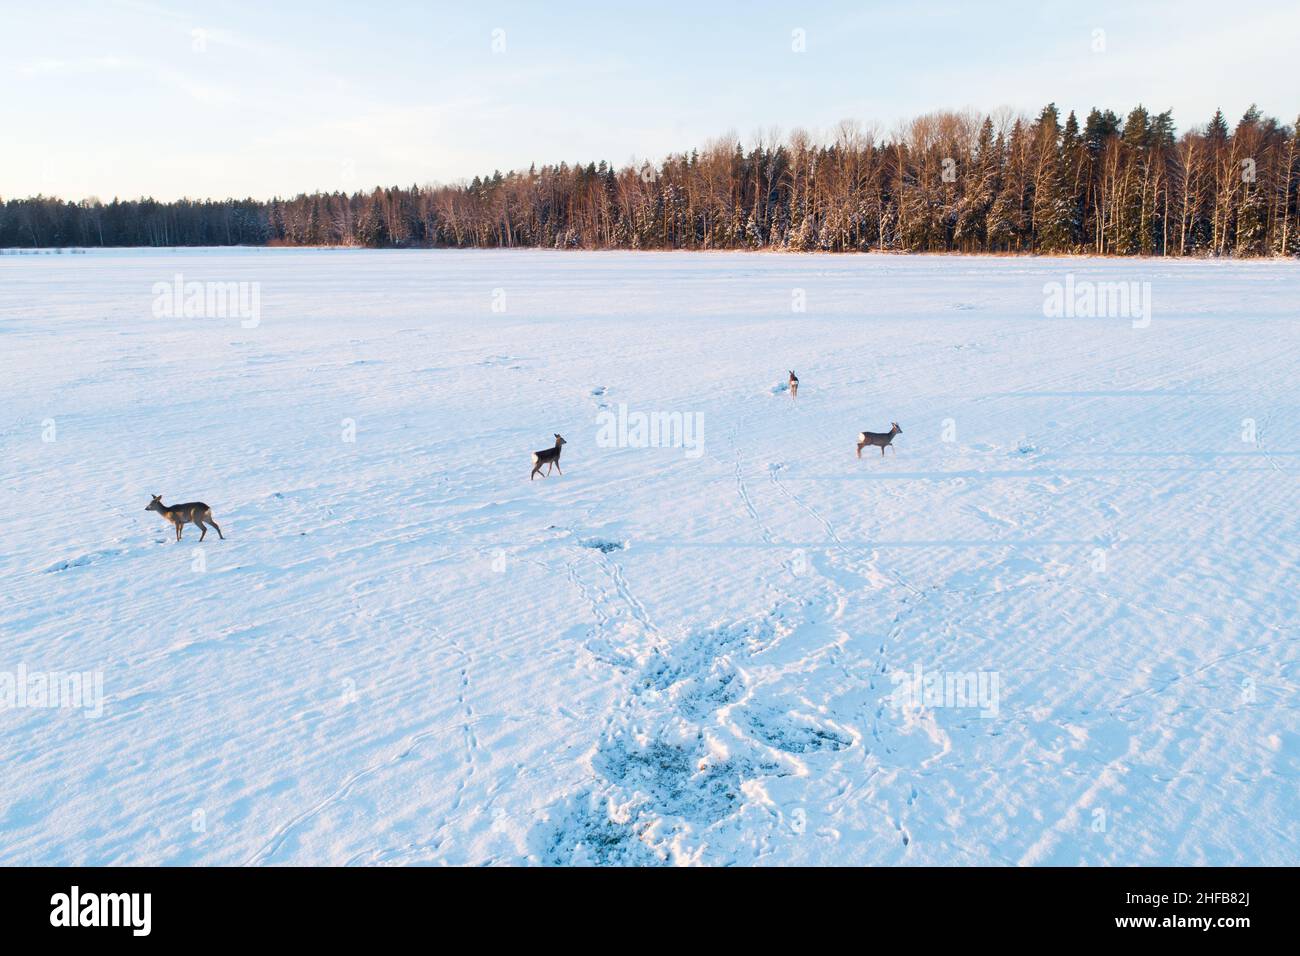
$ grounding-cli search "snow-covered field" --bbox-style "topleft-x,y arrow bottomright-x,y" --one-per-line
1,248 -> 1296,866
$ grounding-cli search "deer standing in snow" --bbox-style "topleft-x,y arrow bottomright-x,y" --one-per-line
857,423 -> 901,458
146,495 -> 225,541
530,434 -> 567,480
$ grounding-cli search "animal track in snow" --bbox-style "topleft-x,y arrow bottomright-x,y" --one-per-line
741,704 -> 854,755
580,537 -> 625,553
44,548 -> 127,573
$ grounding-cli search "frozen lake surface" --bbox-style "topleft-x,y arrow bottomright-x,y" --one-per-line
1,248 -> 1296,865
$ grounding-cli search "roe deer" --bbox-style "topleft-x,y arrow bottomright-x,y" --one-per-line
788,371 -> 799,398
146,495 -> 224,542
857,423 -> 901,458
530,434 -> 567,480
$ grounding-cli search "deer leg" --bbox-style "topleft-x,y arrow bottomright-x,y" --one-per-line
175,521 -> 182,541
530,464 -> 541,480
197,520 -> 208,542
856,444 -> 863,459
208,517 -> 224,539
881,445 -> 886,457
553,460 -> 562,475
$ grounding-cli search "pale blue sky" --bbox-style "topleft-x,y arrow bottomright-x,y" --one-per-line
3,0 -> 1296,201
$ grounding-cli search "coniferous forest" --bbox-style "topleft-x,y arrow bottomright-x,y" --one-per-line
5,104 -> 1299,256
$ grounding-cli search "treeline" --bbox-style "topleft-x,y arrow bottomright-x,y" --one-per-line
4,104 -> 1298,256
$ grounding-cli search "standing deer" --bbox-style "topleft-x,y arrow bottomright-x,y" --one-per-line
530,434 -> 567,480
146,495 -> 224,541
788,371 -> 799,398
857,423 -> 901,458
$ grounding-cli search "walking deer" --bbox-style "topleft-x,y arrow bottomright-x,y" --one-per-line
788,371 -> 798,398
146,495 -> 224,541
530,434 -> 567,480
857,423 -> 901,458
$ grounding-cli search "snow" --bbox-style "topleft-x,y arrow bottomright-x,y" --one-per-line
1,247 -> 1297,866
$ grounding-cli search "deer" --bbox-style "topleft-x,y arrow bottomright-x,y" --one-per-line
530,434 -> 567,480
788,371 -> 799,398
146,495 -> 224,542
857,423 -> 901,458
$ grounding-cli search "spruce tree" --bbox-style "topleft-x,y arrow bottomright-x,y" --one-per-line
988,122 -> 1028,251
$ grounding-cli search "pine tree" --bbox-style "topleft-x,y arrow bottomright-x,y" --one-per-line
1234,106 -> 1267,255
1280,118 -> 1300,255
355,190 -> 385,247
988,121 -> 1028,251
1113,106 -> 1153,255
954,119 -> 998,251
1206,109 -> 1229,144
1030,104 -> 1072,251
1059,111 -> 1086,247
